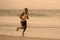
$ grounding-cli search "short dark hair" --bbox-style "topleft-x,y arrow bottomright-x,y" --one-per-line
24,8 -> 28,10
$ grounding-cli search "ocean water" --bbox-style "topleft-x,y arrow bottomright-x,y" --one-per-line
0,9 -> 60,17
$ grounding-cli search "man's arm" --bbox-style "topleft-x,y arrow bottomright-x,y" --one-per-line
27,14 -> 29,19
19,12 -> 24,20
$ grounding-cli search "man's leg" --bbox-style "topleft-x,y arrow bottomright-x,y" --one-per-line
16,21 -> 23,31
16,27 -> 23,31
22,26 -> 27,37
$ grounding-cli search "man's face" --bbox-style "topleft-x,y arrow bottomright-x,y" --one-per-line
25,9 -> 28,12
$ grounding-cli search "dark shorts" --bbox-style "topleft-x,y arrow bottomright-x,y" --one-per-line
21,20 -> 27,28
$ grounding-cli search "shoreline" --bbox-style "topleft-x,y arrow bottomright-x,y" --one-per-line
0,34 -> 60,40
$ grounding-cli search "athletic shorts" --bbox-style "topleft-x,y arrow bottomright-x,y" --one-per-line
21,20 -> 27,28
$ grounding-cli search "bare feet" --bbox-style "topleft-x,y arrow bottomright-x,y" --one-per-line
22,32 -> 24,37
16,27 -> 19,31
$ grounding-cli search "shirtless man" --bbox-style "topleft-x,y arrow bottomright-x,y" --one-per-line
16,8 -> 29,37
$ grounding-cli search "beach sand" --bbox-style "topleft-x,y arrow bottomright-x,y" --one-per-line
0,35 -> 60,40
0,16 -> 60,40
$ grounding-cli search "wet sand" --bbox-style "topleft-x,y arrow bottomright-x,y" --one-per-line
0,16 -> 60,40
0,35 -> 60,40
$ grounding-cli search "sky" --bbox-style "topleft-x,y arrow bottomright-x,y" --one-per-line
0,0 -> 60,9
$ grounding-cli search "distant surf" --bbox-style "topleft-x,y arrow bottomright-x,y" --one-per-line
0,9 -> 60,17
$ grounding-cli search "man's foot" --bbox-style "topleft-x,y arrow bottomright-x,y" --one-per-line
16,27 -> 19,31
22,33 -> 24,37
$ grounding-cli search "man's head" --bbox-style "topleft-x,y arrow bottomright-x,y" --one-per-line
24,8 -> 28,13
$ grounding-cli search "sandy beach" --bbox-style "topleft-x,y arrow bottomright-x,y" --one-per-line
0,35 -> 60,40
0,16 -> 60,40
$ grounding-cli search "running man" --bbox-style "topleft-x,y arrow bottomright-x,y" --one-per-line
16,8 -> 29,37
